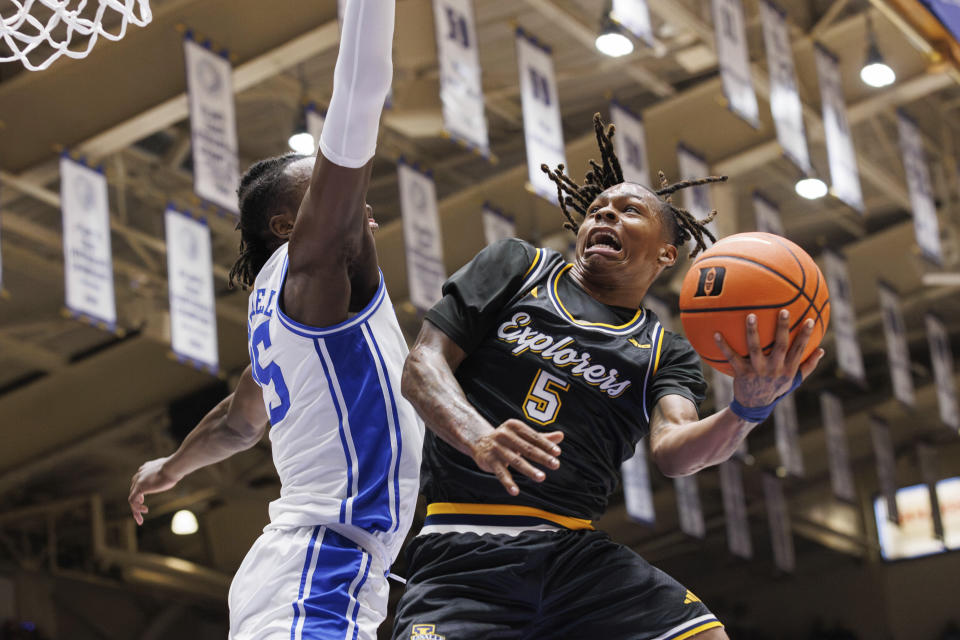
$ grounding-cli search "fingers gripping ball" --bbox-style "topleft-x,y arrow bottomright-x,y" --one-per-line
679,232 -> 830,376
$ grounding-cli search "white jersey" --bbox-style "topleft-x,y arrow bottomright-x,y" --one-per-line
246,244 -> 423,561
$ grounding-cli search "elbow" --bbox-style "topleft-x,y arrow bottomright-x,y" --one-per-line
401,348 -> 425,404
651,441 -> 700,478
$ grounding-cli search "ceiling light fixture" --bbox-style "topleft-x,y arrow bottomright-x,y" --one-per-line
288,130 -> 316,155
171,509 -> 199,535
860,14 -> 895,88
596,6 -> 633,59
795,177 -> 828,200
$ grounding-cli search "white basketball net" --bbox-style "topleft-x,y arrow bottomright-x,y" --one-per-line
0,0 -> 152,71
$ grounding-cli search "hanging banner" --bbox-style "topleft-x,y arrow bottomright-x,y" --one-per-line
878,282 -> 915,407
871,416 -> 899,524
823,250 -> 866,385
677,144 -> 718,239
926,313 -> 960,430
610,101 -> 651,188
753,191 -> 785,236
399,161 -> 446,311
917,442 -> 945,540
611,0 -> 655,47
712,0 -> 759,128
165,207 -> 219,373
517,29 -> 565,203
814,44 -> 864,213
184,36 -> 240,213
306,104 -> 325,154
774,393 -> 804,477
762,473 -> 795,572
621,441 -> 655,525
481,203 -> 515,246
820,392 -> 857,502
60,156 -> 117,329
674,474 -> 706,539
719,460 -> 753,558
433,0 -> 489,156
897,112 -> 943,264
759,0 -> 812,173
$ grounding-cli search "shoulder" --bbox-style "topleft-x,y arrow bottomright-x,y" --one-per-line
252,243 -> 289,289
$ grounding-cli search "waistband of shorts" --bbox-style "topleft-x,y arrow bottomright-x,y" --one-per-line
420,502 -> 594,535
265,521 -> 393,579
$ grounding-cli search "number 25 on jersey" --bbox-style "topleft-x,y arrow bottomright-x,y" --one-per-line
523,369 -> 569,425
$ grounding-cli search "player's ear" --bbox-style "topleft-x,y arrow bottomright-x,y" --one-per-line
658,243 -> 678,267
268,211 -> 295,239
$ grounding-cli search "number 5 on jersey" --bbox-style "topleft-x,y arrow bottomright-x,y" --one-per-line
523,369 -> 570,426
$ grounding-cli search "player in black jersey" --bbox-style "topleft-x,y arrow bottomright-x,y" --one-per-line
392,115 -> 824,640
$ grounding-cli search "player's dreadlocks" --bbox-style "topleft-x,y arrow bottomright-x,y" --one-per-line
229,152 -> 310,289
540,113 -> 727,258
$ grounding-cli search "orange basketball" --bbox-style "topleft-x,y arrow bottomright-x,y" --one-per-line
678,232 -> 830,376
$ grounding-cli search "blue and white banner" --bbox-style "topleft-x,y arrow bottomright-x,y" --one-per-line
517,29 -> 565,203
897,112 -> 943,264
165,207 -> 219,373
820,392 -> 856,502
824,250 -> 866,384
674,474 -> 705,539
481,203 -> 515,246
712,0 -> 759,128
611,0 -> 655,47
621,441 -> 655,525
399,162 -> 446,311
926,313 -> 960,430
184,36 -> 240,213
773,393 -> 804,477
814,44 -> 864,213
306,104 -> 326,154
60,156 -> 116,329
878,282 -> 915,407
871,416 -> 899,525
433,0 -> 489,156
759,0 -> 811,173
719,460 -> 752,558
677,144 -> 718,239
762,473 -> 795,572
610,101 -> 650,188
753,190 -> 785,236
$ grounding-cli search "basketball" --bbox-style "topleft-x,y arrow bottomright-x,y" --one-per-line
678,232 -> 830,376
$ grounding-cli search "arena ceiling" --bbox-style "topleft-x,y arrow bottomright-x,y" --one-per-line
0,0 -> 959,631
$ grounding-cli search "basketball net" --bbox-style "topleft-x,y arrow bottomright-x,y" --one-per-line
1,0 -> 152,71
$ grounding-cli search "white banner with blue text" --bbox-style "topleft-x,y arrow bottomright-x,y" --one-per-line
759,0 -> 811,173
675,474 -> 706,539
621,441 -> 655,525
820,392 -> 856,502
720,459 -> 753,558
610,102 -> 650,188
926,314 -> 960,430
677,144 -> 718,239
399,162 -> 446,311
774,393 -> 804,477
753,191 -> 785,236
433,0 -> 489,156
824,250 -> 866,384
481,204 -> 515,246
517,29 -> 565,202
763,473 -> 795,572
184,36 -> 240,213
611,0 -> 655,47
878,282 -> 915,407
814,44 -> 863,213
165,207 -> 219,373
870,416 -> 899,524
60,156 -> 116,329
897,112 -> 943,264
712,0 -> 759,128
306,104 -> 325,154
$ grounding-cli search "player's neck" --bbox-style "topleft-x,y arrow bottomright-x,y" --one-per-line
568,263 -> 654,309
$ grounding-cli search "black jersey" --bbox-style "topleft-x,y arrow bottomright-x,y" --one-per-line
422,238 -> 707,520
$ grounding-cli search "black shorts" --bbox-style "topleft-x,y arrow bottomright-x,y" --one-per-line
392,529 -> 722,640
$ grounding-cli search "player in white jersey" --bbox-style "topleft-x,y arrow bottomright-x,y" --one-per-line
128,2 -> 422,638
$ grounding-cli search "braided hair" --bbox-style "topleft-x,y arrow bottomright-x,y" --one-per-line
229,152 -> 310,289
540,113 -> 726,258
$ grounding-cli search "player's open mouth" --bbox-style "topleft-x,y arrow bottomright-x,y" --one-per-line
584,228 -> 622,257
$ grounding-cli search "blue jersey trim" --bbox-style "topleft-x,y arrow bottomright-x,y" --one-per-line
347,549 -> 371,640
290,526 -> 323,640
275,257 -> 387,338
365,324 -> 404,533
315,339 -> 354,524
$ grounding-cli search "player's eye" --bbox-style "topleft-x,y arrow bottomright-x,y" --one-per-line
589,206 -> 601,213
624,205 -> 640,214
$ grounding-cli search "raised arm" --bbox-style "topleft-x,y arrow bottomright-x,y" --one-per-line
283,0 -> 394,327
128,365 -> 267,524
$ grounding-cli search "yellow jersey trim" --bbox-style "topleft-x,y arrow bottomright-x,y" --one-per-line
426,502 -> 595,530
551,264 -> 644,330
522,248 -> 542,278
672,621 -> 724,640
653,326 -> 665,375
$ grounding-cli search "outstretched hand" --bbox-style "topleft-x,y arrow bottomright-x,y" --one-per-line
128,457 -> 180,525
714,309 -> 825,411
470,419 -> 563,496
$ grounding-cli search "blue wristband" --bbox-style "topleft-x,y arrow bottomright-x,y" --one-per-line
729,372 -> 803,423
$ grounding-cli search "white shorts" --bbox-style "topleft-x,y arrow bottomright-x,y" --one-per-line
229,525 -> 388,640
